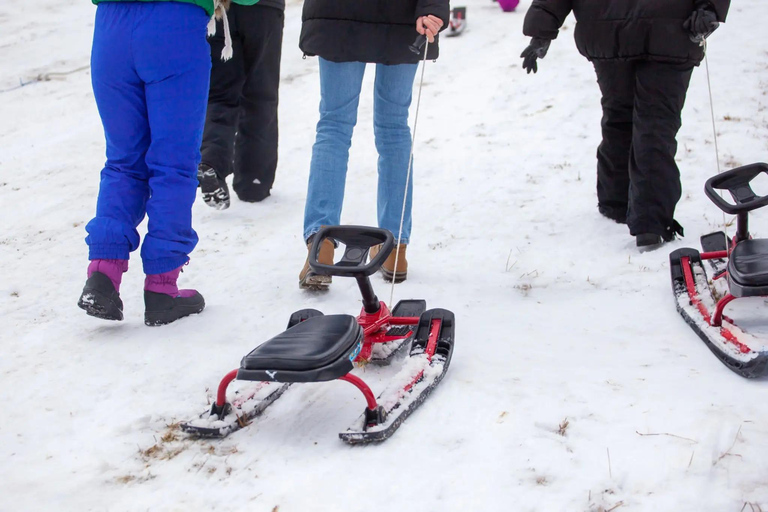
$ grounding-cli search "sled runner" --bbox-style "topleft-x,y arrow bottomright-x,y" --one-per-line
182,226 -> 455,443
670,163 -> 768,378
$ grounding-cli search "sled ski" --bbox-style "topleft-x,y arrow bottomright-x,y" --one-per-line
181,381 -> 291,438
182,226 -> 454,442
339,308 -> 455,444
670,163 -> 768,378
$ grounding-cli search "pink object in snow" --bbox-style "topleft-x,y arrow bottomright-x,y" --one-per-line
498,0 -> 519,12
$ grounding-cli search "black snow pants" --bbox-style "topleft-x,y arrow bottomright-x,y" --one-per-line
593,60 -> 694,239
201,3 -> 284,202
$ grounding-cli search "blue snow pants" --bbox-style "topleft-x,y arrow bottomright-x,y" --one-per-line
86,1 -> 211,275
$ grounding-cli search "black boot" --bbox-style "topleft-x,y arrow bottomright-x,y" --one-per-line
635,233 -> 664,251
77,272 -> 123,321
198,164 -> 230,210
144,267 -> 205,326
144,291 -> 205,326
635,220 -> 684,252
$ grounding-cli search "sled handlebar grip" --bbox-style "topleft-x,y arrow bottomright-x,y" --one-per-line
705,163 -> 768,214
308,226 -> 395,278
409,34 -> 427,55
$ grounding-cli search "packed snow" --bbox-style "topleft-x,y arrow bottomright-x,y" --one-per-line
2,0 -> 768,510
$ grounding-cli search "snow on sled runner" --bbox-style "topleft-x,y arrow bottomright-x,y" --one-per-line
670,163 -> 768,378
182,226 -> 455,443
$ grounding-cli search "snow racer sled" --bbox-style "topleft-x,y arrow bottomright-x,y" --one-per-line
670,163 -> 768,378
446,7 -> 467,37
182,226 -> 455,444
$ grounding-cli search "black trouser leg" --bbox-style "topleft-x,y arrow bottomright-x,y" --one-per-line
232,5 -> 284,202
627,61 -> 693,237
593,61 -> 635,221
200,12 -> 245,179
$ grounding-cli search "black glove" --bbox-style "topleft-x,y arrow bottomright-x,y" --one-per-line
520,37 -> 551,74
683,5 -> 719,42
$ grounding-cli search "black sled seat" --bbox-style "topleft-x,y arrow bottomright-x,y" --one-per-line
728,240 -> 768,297
237,315 -> 363,383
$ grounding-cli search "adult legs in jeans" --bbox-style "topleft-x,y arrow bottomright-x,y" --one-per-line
303,58 -> 366,241
373,63 -> 418,244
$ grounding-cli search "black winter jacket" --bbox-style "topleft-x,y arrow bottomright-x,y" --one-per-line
523,0 -> 730,65
299,0 -> 450,65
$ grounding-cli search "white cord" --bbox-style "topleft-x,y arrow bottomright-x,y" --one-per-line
701,39 -> 730,249
389,39 -> 429,308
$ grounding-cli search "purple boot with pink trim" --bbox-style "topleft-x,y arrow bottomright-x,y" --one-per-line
78,259 -> 129,321
144,265 -> 205,326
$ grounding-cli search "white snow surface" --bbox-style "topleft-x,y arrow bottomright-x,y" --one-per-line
2,1 -> 768,511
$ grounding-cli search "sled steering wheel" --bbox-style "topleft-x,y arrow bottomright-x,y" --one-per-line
705,163 -> 768,214
309,226 -> 395,278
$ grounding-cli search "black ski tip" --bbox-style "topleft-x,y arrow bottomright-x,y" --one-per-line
287,308 -> 324,329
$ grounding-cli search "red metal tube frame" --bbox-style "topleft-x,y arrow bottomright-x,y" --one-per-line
700,250 -> 729,260
216,369 -> 239,407
712,294 -> 737,327
338,373 -> 378,410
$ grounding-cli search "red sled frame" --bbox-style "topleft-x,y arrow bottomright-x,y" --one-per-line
213,302 -> 439,427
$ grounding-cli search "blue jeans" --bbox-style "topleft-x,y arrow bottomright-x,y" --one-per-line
86,2 -> 211,274
303,58 -> 418,244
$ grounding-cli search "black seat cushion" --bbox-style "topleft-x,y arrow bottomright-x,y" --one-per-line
241,315 -> 362,372
728,239 -> 768,287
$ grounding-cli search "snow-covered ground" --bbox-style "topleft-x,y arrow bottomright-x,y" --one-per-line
2,1 -> 768,510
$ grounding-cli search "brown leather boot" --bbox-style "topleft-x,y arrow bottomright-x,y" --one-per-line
369,243 -> 407,283
299,238 -> 335,290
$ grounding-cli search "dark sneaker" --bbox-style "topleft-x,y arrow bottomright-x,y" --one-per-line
78,272 -> 124,321
198,164 -> 230,210
237,189 -> 271,203
144,290 -> 205,326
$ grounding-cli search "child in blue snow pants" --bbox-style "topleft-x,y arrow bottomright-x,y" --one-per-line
78,1 -> 211,326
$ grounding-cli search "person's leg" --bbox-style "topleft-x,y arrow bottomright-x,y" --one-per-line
201,5 -> 245,180
628,61 -> 694,239
80,3 -> 151,320
86,2 -> 151,264
233,4 -> 284,202
303,58 -> 366,241
133,2 -> 211,275
593,61 -> 635,224
372,62 -> 418,244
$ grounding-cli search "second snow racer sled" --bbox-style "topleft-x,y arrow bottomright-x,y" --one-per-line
670,163 -> 768,378
182,226 -> 455,443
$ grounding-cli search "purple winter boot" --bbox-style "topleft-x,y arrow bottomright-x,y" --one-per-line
78,259 -> 129,321
143,266 -> 205,326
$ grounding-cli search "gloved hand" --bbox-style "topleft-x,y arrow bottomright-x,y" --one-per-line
683,5 -> 719,42
520,37 -> 551,74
